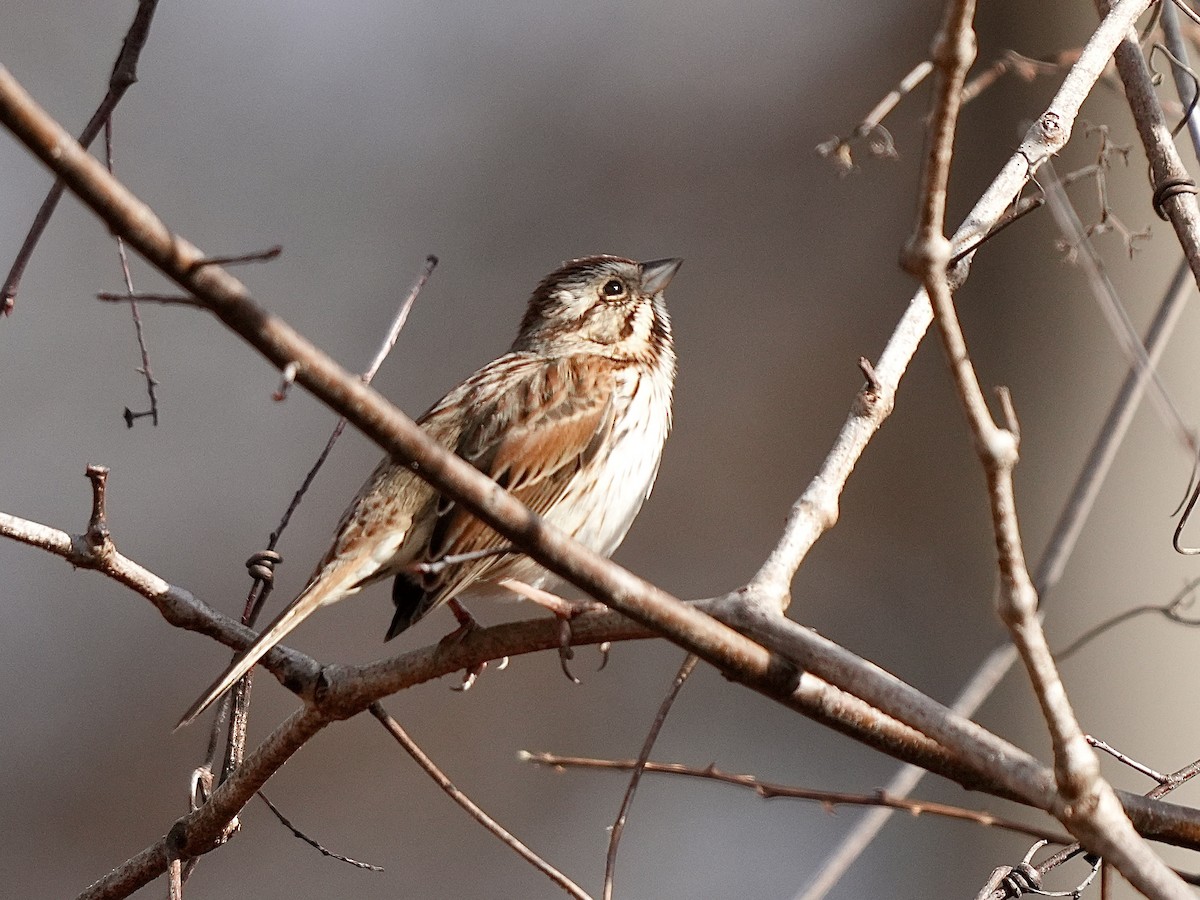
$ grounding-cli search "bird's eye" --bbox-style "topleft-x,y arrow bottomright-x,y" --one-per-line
602,278 -> 626,298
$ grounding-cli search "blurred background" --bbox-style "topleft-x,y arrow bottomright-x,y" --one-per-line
3,2 -> 1200,897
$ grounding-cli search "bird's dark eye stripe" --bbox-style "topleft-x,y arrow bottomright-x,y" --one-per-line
602,278 -> 626,297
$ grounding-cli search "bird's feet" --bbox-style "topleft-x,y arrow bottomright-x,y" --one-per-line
442,599 -> 508,691
499,579 -> 607,683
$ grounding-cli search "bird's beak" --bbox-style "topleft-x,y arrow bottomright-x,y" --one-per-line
640,258 -> 683,294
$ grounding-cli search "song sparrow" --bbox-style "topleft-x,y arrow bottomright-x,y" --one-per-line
179,255 -> 681,726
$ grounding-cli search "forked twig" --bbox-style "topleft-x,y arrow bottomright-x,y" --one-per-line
1,0 -> 160,314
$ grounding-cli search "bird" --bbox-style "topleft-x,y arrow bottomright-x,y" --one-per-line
178,255 -> 681,727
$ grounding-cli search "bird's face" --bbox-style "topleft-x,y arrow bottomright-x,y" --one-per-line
513,256 -> 681,362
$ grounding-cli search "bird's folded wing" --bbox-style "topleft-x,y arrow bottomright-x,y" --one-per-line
417,355 -> 617,603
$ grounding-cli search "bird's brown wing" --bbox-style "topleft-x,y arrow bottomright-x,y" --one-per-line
388,353 -> 616,636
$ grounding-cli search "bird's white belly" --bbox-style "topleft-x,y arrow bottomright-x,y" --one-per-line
567,380 -> 668,556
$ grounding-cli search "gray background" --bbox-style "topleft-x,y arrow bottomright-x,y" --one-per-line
3,2 -> 1199,898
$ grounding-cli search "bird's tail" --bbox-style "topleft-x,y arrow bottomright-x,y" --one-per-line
175,584 -> 331,730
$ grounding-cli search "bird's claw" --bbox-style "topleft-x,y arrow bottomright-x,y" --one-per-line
557,617 -> 581,684
451,655 -> 509,692
453,660 -> 485,692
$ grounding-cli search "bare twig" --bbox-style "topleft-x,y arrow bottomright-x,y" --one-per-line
816,59 -> 931,172
741,0 -> 1154,615
804,3 -> 1194,894
604,654 -> 698,900
1107,2 -> 1200,287
1,0 -> 159,314
816,49 -> 1096,175
255,792 -> 382,871
525,752 -> 1070,845
369,703 -> 591,900
189,246 -> 282,269
1088,736 -> 1169,784
1056,576 -> 1200,660
1162,0 -> 1200,151
96,291 -> 202,305
104,118 -> 160,427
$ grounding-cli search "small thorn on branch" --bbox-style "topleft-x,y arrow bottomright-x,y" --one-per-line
859,357 -> 882,394
273,362 -> 299,401
84,465 -> 111,552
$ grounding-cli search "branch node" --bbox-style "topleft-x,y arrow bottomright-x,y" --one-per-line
995,386 -> 1020,441
1033,110 -> 1068,150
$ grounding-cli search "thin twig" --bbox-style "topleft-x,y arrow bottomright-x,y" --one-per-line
189,246 -> 282,269
743,0 -> 1155,615
817,49 -> 1088,175
1,0 -> 159,314
604,654 -> 698,900
1055,576 -> 1200,660
1087,736 -> 1169,784
369,703 -> 591,900
524,752 -> 1070,845
104,117 -> 159,427
255,792 -> 383,871
815,59 -> 931,172
96,292 -> 203,305
1162,0 -> 1200,151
